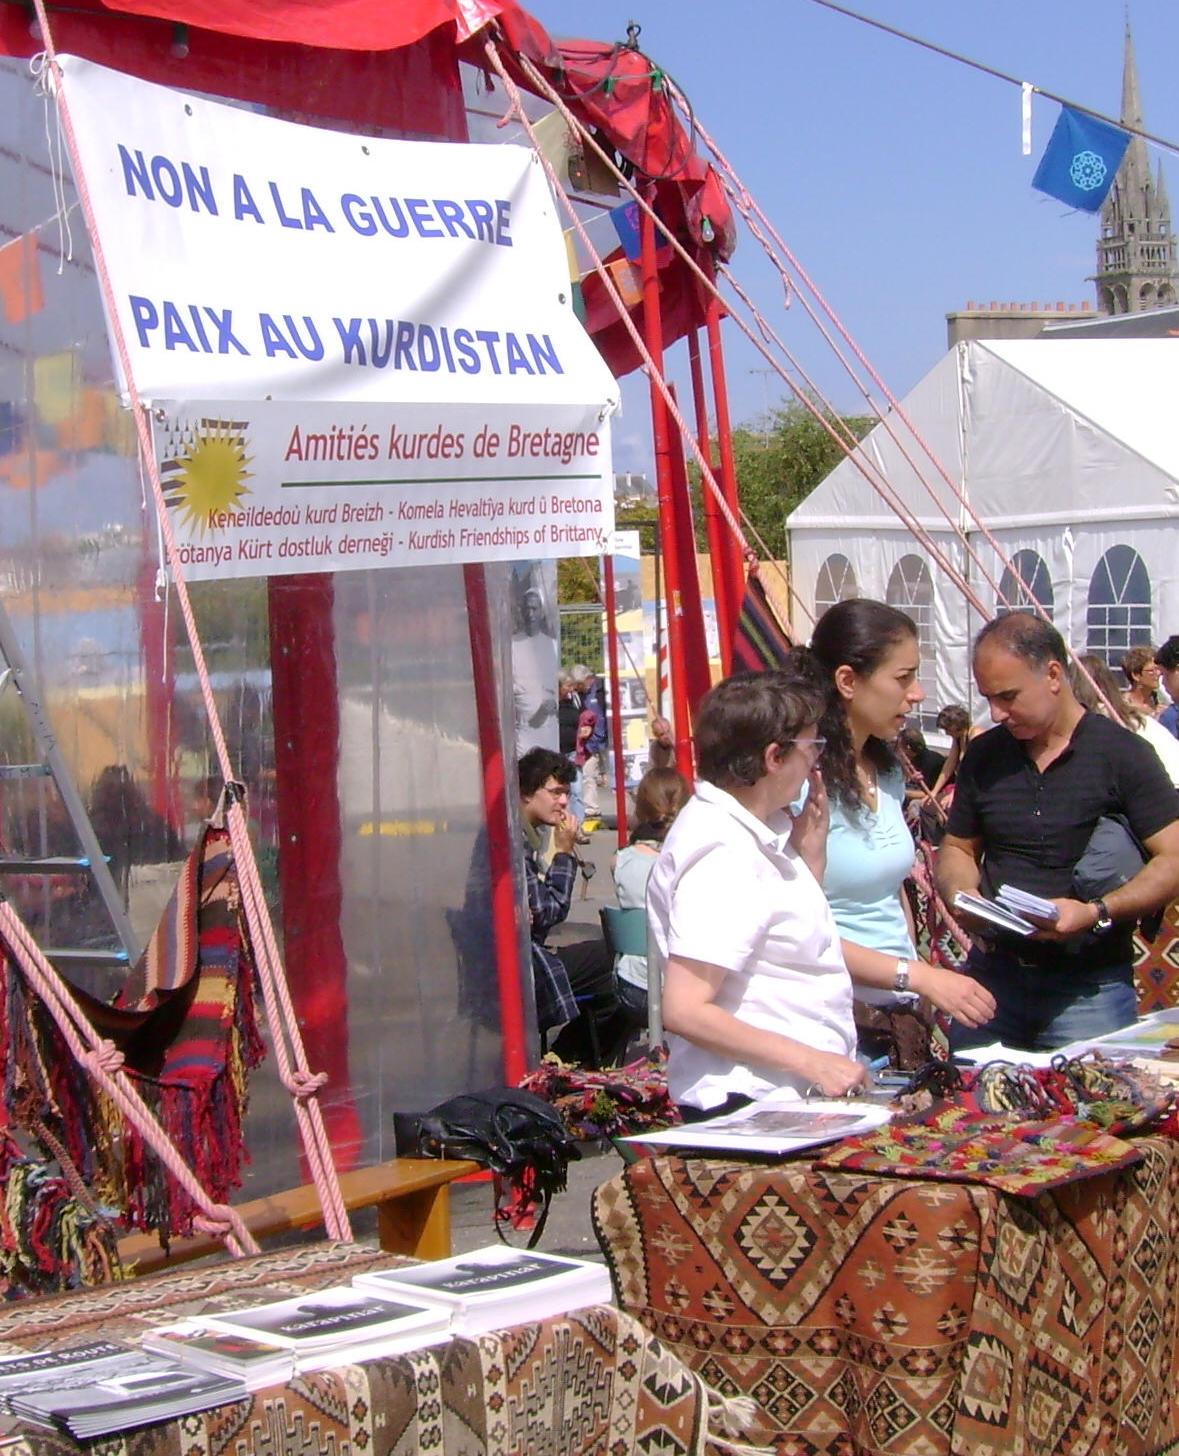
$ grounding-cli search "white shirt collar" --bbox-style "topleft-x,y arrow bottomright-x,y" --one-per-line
693,779 -> 792,852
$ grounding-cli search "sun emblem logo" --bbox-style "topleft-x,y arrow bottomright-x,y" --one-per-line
159,417 -> 252,532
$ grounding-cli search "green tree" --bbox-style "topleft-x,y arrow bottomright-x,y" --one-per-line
718,400 -> 873,561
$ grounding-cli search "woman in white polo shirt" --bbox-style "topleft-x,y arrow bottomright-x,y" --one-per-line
647,667 -> 865,1116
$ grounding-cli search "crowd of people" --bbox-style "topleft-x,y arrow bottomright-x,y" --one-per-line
518,607 -> 1179,1117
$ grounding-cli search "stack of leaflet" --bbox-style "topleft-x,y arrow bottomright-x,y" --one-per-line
953,884 -> 1059,937
193,1285 -> 452,1372
621,1093 -> 892,1157
0,1341 -> 247,1439
351,1245 -> 613,1335
140,1325 -> 296,1389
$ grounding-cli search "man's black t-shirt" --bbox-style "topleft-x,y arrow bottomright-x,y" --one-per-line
946,712 -> 1179,967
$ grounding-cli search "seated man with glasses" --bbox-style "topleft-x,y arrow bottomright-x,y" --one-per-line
517,748 -> 621,1064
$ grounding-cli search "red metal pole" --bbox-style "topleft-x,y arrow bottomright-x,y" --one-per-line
687,329 -> 733,675
705,284 -> 747,650
640,202 -> 694,783
667,383 -> 715,716
462,562 -> 529,1084
602,553 -> 629,849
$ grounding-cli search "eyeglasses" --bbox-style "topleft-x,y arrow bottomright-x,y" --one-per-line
541,782 -> 572,798
786,736 -> 827,757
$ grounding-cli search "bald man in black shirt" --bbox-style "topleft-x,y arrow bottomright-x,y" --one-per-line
937,613 -> 1179,1051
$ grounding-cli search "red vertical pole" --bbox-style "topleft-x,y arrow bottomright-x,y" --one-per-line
602,553 -> 629,849
641,202 -> 694,784
269,573 -> 362,1173
462,563 -> 529,1084
687,329 -> 733,676
667,383 -> 715,715
705,286 -> 747,645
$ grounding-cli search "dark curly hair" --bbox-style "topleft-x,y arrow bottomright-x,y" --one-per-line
809,598 -> 917,812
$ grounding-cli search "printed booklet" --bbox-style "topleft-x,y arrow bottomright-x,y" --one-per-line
0,1345 -> 246,1439
196,1284 -> 451,1357
352,1245 -> 613,1335
953,890 -> 1037,936
140,1324 -> 296,1389
623,1093 -> 891,1156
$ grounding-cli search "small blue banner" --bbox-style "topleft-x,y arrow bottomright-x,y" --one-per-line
1032,105 -> 1130,213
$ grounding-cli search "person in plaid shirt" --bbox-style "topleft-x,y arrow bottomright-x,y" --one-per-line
519,748 -> 620,1062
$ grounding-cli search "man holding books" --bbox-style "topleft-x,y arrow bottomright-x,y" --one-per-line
937,613 -> 1179,1051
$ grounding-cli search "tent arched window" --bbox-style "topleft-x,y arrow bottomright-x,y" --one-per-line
996,549 -> 1054,620
885,554 -> 936,728
814,553 -> 858,617
1086,545 -> 1153,666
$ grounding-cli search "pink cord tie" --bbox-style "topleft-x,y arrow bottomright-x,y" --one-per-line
192,1207 -> 236,1237
283,1069 -> 328,1100
82,1041 -> 125,1075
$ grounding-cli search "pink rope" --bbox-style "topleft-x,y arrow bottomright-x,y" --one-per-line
28,7 -> 351,1245
511,47 -> 1115,710
503,47 -> 989,619
685,97 -> 1116,709
0,900 -> 260,1257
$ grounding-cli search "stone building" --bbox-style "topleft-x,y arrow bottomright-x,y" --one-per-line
1093,24 -> 1177,314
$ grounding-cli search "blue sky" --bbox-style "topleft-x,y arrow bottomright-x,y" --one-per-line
522,0 -> 1179,471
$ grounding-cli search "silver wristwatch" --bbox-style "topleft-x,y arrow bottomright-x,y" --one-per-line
893,959 -> 911,993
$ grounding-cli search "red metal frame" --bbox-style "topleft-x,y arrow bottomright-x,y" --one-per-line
462,564 -> 529,1084
602,554 -> 629,848
705,286 -> 747,645
687,329 -> 733,675
641,205 -> 694,783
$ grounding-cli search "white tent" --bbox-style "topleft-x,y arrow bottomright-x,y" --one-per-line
786,338 -> 1179,725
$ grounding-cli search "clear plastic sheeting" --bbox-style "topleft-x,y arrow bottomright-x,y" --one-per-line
0,57 -> 529,1201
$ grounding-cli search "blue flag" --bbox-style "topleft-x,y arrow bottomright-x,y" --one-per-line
1032,105 -> 1131,213
609,199 -> 667,260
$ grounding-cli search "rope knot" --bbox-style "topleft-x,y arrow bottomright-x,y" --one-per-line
82,1041 -> 125,1075
282,1069 -> 328,1100
192,1206 -> 235,1237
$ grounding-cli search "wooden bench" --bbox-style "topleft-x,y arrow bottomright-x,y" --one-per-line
117,1157 -> 480,1276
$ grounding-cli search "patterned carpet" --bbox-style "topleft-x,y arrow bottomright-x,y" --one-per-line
592,1139 -> 1179,1455
0,1242 -> 756,1456
1135,901 -> 1179,1015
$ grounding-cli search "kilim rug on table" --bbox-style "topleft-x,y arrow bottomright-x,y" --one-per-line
1135,900 -> 1179,1014
592,1139 -> 1179,1456
0,1240 -> 762,1456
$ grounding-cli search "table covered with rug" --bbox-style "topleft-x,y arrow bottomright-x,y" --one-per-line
591,1137 -> 1179,1456
0,1241 -> 757,1456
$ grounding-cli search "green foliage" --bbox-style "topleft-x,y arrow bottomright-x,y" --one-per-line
725,400 -> 873,561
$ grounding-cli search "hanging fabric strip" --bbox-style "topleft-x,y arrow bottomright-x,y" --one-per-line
1022,82 -> 1034,157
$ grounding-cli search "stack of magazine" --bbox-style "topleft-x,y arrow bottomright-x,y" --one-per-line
622,1093 -> 892,1156
953,884 -> 1059,937
0,1247 -> 612,1438
352,1244 -> 614,1335
0,1341 -> 248,1440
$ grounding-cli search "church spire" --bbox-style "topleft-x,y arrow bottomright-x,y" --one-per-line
1092,20 -> 1177,313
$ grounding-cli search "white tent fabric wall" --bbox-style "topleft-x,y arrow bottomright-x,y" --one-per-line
788,339 -> 1179,722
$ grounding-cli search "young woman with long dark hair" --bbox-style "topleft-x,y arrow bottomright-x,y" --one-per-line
809,600 -> 995,1058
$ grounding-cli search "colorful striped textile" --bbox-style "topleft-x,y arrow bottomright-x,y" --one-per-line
1,826 -> 264,1248
729,568 -> 794,672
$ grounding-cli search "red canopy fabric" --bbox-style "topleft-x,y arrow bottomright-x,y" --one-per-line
0,0 -> 466,136
95,0 -> 503,50
467,9 -> 735,376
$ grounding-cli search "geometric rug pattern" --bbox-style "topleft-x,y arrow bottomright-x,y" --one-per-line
0,1240 -> 750,1456
592,1139 -> 1179,1455
1134,900 -> 1179,1015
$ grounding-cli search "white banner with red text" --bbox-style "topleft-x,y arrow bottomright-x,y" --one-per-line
150,399 -> 612,578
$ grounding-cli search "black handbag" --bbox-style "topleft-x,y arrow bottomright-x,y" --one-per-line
1073,813 -> 1163,943
394,1087 -> 580,1247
